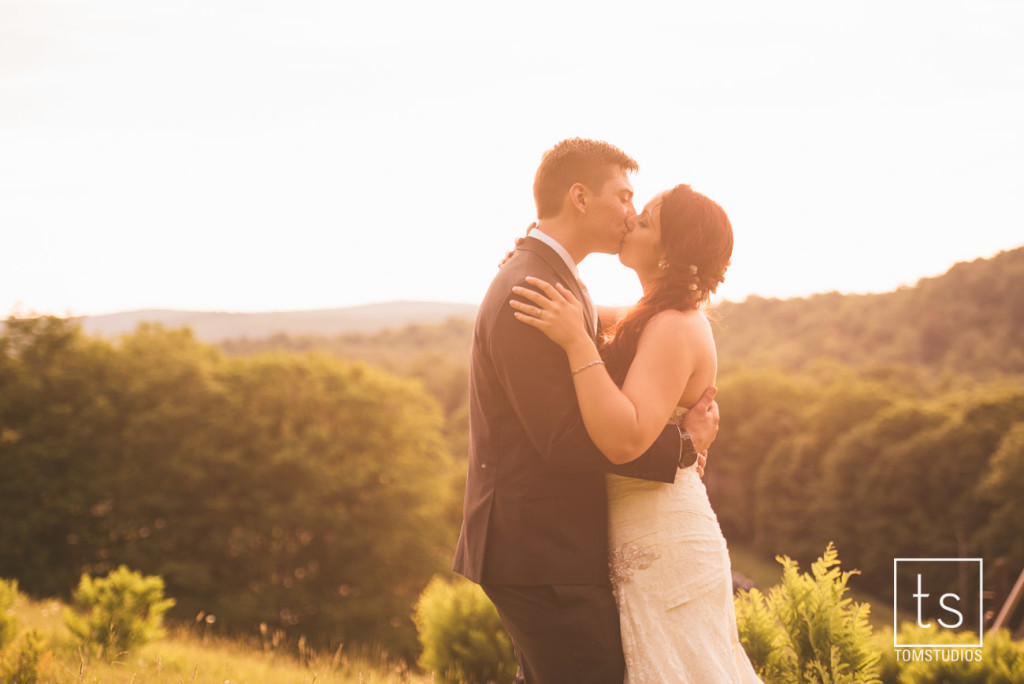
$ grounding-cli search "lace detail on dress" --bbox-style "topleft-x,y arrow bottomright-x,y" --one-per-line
608,543 -> 660,589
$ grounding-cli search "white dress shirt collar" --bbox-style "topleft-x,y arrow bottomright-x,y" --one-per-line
529,228 -> 598,335
529,228 -> 582,285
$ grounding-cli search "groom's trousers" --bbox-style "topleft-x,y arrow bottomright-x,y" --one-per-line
482,583 -> 626,684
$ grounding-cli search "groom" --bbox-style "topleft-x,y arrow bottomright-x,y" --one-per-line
453,138 -> 720,683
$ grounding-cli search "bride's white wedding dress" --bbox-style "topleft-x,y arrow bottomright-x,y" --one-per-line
607,407 -> 762,683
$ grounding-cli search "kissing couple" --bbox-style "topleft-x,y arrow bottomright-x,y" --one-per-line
453,138 -> 762,682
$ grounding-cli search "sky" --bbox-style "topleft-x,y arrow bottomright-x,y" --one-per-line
2,0 -> 1022,316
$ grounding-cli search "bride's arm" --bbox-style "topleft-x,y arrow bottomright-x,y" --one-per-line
511,277 -> 705,465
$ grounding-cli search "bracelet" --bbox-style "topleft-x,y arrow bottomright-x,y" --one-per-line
572,359 -> 605,376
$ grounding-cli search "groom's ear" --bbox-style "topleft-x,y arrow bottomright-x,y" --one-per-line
568,182 -> 588,214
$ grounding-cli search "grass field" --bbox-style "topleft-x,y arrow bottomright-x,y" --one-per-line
6,594 -> 430,684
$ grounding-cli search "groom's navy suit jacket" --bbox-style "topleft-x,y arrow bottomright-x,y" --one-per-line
453,237 -> 682,586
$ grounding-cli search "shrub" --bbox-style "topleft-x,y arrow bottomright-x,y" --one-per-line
0,630 -> 50,684
980,629 -> 1024,684
414,575 -> 516,683
734,584 -> 794,680
873,628 -> 902,684
879,625 -> 1024,684
735,543 -> 882,683
63,565 -> 175,659
0,578 -> 20,651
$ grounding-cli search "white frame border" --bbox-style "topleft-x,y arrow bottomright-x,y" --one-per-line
893,558 -> 984,648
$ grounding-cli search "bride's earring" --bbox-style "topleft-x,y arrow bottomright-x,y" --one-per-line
657,258 -> 669,271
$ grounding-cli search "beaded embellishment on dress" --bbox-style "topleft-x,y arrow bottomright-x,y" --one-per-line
609,543 -> 660,590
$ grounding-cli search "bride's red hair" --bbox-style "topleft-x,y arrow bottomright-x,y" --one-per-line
600,184 -> 734,383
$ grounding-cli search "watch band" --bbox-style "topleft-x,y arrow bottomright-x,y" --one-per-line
677,425 -> 698,468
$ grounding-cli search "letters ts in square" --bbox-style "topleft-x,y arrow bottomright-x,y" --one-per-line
893,558 -> 984,648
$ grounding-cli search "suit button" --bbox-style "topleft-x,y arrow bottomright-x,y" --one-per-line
481,463 -> 488,469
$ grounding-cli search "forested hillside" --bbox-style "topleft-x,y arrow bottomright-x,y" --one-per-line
218,246 -> 1024,381
0,319 -> 460,659
715,246 -> 1024,377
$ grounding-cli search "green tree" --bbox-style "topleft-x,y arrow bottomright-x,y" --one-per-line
976,421 -> 1024,571
197,351 -> 457,656
707,368 -> 813,544
754,373 -> 900,563
64,566 -> 174,659
816,401 -> 950,577
0,317 -> 124,596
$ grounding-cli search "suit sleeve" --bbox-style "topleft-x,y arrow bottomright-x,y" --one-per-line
488,269 -> 679,483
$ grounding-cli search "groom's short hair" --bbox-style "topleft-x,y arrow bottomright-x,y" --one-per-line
533,138 -> 638,219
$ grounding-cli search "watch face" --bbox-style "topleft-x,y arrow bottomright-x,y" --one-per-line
678,430 -> 697,468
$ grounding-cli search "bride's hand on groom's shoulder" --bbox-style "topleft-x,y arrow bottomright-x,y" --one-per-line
509,276 -> 589,352
498,222 -> 537,268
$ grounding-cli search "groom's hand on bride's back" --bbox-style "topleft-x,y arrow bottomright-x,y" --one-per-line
682,387 -> 720,454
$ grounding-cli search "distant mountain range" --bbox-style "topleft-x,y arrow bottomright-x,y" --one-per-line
77,301 -> 480,342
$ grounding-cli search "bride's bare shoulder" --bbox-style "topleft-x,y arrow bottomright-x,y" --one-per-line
641,308 -> 712,341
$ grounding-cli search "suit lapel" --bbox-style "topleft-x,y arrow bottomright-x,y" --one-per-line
516,237 -> 597,340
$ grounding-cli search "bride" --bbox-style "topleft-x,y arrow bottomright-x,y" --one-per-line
510,184 -> 761,683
